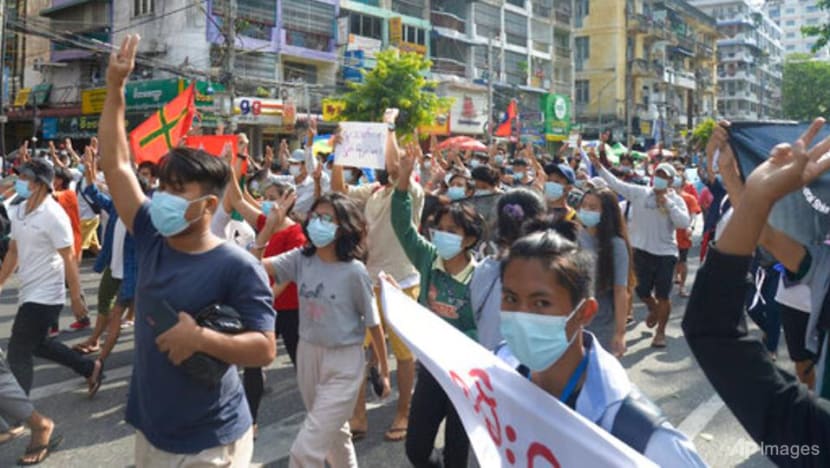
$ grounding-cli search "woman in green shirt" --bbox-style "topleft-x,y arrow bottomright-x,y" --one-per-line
392,143 -> 485,468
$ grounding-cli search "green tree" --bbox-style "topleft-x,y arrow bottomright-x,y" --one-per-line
782,53 -> 830,121
802,0 -> 830,53
339,50 -> 452,136
690,118 -> 716,150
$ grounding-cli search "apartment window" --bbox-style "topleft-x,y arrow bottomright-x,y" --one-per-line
134,0 -> 154,16
350,12 -> 382,40
575,0 -> 589,27
575,36 -> 589,71
785,8 -> 795,14
403,24 -> 426,45
807,5 -> 818,13
504,11 -> 528,46
474,2 -> 500,39
575,79 -> 589,105
786,32 -> 796,38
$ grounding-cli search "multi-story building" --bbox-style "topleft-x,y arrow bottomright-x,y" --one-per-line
766,0 -> 830,59
691,0 -> 783,121
574,0 -> 718,145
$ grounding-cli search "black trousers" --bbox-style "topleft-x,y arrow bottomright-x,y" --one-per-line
405,364 -> 470,468
243,309 -> 299,423
7,302 -> 94,394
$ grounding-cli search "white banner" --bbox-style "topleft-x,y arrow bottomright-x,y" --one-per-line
334,122 -> 388,170
380,279 -> 655,467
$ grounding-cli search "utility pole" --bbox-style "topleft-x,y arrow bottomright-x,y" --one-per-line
223,0 -> 237,132
486,37 -> 493,143
0,0 -> 7,169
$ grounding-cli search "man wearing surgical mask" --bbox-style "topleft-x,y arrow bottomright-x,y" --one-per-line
99,35 -> 276,465
542,163 -> 577,222
497,230 -> 705,466
590,152 -> 690,349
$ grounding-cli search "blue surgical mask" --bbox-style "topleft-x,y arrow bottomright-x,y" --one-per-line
673,176 -> 683,188
495,155 -> 505,165
344,170 -> 356,184
513,172 -> 525,182
447,186 -> 466,201
15,179 -> 31,199
261,201 -> 274,214
579,209 -> 601,228
307,217 -> 338,247
544,181 -> 564,200
77,164 -> 86,174
423,161 -> 432,171
653,177 -> 669,191
149,191 -> 209,237
499,299 -> 584,372
432,229 -> 464,260
470,159 -> 481,168
474,189 -> 492,197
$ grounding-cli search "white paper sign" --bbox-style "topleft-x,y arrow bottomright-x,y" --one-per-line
379,279 -> 654,468
334,122 -> 388,170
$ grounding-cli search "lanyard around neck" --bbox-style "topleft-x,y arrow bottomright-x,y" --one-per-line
560,352 -> 590,404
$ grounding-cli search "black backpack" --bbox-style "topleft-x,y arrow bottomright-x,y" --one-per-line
0,203 -> 12,262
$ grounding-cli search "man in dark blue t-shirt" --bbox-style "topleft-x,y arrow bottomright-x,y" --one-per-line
99,34 -> 276,465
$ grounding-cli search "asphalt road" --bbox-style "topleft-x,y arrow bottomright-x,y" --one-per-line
0,253 -> 783,468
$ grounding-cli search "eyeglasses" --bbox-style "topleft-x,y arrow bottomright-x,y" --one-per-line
309,212 -> 336,224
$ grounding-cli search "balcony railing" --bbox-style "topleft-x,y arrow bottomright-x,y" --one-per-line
431,10 -> 466,34
432,57 -> 467,78
554,5 -> 571,26
555,45 -> 570,59
631,58 -> 651,77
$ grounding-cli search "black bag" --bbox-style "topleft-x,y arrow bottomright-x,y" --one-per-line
180,304 -> 246,388
76,180 -> 102,215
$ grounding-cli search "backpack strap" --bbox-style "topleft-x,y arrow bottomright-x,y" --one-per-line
610,388 -> 668,454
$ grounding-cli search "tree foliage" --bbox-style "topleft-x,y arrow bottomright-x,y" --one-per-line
782,53 -> 830,122
801,0 -> 830,54
690,118 -> 716,149
339,50 -> 452,136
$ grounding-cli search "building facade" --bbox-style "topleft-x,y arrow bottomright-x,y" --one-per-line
574,0 -> 718,145
5,0 -> 575,147
691,0 -> 783,121
765,0 -> 830,59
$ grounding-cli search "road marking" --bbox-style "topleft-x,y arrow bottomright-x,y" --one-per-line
676,392 -> 724,440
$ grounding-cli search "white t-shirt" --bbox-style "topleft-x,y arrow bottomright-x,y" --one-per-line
76,179 -> 97,220
110,219 -> 127,280
9,197 -> 74,305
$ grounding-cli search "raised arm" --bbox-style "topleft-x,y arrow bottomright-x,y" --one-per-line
98,34 -> 146,232
589,151 -> 649,202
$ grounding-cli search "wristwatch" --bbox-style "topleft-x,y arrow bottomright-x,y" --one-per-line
387,122 -> 396,132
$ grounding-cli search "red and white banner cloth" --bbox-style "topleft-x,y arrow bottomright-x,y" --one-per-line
380,279 -> 655,467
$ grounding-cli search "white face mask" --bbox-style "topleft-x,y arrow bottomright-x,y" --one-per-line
289,165 -> 302,177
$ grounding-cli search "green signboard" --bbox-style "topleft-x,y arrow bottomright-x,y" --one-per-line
124,79 -> 224,110
542,93 -> 571,141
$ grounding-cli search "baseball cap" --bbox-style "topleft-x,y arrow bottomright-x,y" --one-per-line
655,162 -> 677,179
289,149 -> 305,163
544,163 -> 576,185
15,159 -> 55,191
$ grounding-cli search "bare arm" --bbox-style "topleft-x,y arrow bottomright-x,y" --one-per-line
99,35 -> 146,232
0,240 -> 18,287
759,225 -> 807,273
198,329 -> 277,367
58,246 -> 88,319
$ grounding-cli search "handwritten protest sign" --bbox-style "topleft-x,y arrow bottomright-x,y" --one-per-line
379,279 -> 654,467
334,122 -> 387,169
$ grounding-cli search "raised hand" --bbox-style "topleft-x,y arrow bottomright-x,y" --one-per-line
383,108 -> 399,125
89,136 -> 99,154
307,118 -> 318,141
312,158 -> 323,182
107,34 -> 140,87
18,141 -> 30,163
264,145 -> 274,169
65,138 -> 73,153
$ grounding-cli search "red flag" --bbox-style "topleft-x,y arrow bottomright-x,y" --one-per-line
130,84 -> 196,164
184,134 -> 247,173
495,99 -> 517,137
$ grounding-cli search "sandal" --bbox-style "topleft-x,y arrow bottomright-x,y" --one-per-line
351,429 -> 367,441
651,336 -> 667,348
88,360 -> 105,399
384,426 -> 407,442
0,425 -> 25,445
17,433 -> 62,466
72,344 -> 100,355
